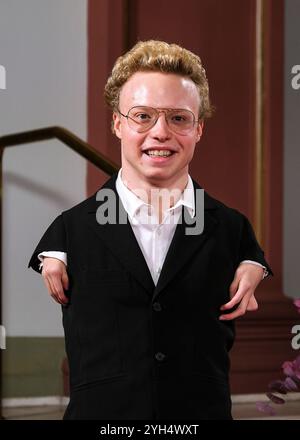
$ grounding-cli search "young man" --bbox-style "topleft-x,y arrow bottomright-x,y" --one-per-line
29,40 -> 272,420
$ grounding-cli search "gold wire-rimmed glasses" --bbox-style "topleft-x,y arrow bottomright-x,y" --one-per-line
118,106 -> 199,135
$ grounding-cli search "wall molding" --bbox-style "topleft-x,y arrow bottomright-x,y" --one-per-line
3,395 -> 69,408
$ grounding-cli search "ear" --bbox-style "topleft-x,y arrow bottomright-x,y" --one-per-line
113,112 -> 122,139
196,121 -> 204,143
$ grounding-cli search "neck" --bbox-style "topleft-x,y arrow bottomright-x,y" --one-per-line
120,169 -> 189,222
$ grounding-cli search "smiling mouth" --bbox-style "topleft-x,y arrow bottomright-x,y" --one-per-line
144,149 -> 174,157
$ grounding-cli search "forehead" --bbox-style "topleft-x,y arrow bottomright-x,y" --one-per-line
119,71 -> 200,111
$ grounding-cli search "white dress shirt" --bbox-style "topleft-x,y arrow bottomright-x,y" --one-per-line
38,169 -> 267,283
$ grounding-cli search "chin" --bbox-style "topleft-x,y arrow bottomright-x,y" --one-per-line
142,170 -> 174,184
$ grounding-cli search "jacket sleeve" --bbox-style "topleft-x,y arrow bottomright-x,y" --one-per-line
238,214 -> 273,277
28,214 -> 67,273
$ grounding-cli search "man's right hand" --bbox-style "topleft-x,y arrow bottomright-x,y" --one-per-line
41,257 -> 69,304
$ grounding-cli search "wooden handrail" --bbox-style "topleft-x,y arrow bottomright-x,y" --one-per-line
0,126 -> 119,175
0,126 -> 119,419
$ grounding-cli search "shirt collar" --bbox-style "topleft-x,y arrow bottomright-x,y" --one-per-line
115,168 -> 195,220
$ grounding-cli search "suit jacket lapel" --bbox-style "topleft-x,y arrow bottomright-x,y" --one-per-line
153,181 -> 219,300
84,174 -> 155,296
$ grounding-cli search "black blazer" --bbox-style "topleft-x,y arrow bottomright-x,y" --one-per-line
28,173 -> 272,420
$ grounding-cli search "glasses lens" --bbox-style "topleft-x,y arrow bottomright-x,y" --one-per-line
167,109 -> 195,134
126,106 -> 196,134
127,107 -> 156,132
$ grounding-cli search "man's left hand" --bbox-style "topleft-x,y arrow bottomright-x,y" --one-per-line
219,263 -> 264,320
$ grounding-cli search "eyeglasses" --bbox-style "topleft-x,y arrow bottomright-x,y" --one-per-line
118,106 -> 199,135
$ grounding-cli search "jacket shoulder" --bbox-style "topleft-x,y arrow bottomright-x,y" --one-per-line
203,188 -> 246,224
62,173 -> 118,218
193,178 -> 243,217
62,192 -> 97,217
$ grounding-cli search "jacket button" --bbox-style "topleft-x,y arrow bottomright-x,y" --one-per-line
155,352 -> 166,361
153,302 -> 162,312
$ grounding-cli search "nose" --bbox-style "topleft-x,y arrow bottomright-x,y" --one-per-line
149,112 -> 171,141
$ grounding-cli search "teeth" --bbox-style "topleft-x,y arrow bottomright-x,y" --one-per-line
147,150 -> 172,157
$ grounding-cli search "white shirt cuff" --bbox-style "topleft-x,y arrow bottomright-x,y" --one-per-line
38,251 -> 67,270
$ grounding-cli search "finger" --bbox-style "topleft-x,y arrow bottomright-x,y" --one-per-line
62,270 -> 69,290
43,275 -> 61,304
219,297 -> 249,320
50,292 -> 62,304
51,276 -> 69,304
43,268 -> 66,304
43,276 -> 53,296
246,295 -> 258,311
42,270 -> 55,295
220,286 -> 251,310
219,307 -> 246,320
46,275 -> 64,304
229,275 -> 240,297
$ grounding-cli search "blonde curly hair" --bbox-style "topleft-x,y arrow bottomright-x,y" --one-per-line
104,40 -> 213,122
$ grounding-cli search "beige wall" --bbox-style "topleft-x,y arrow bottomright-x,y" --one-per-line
0,0 -> 87,337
